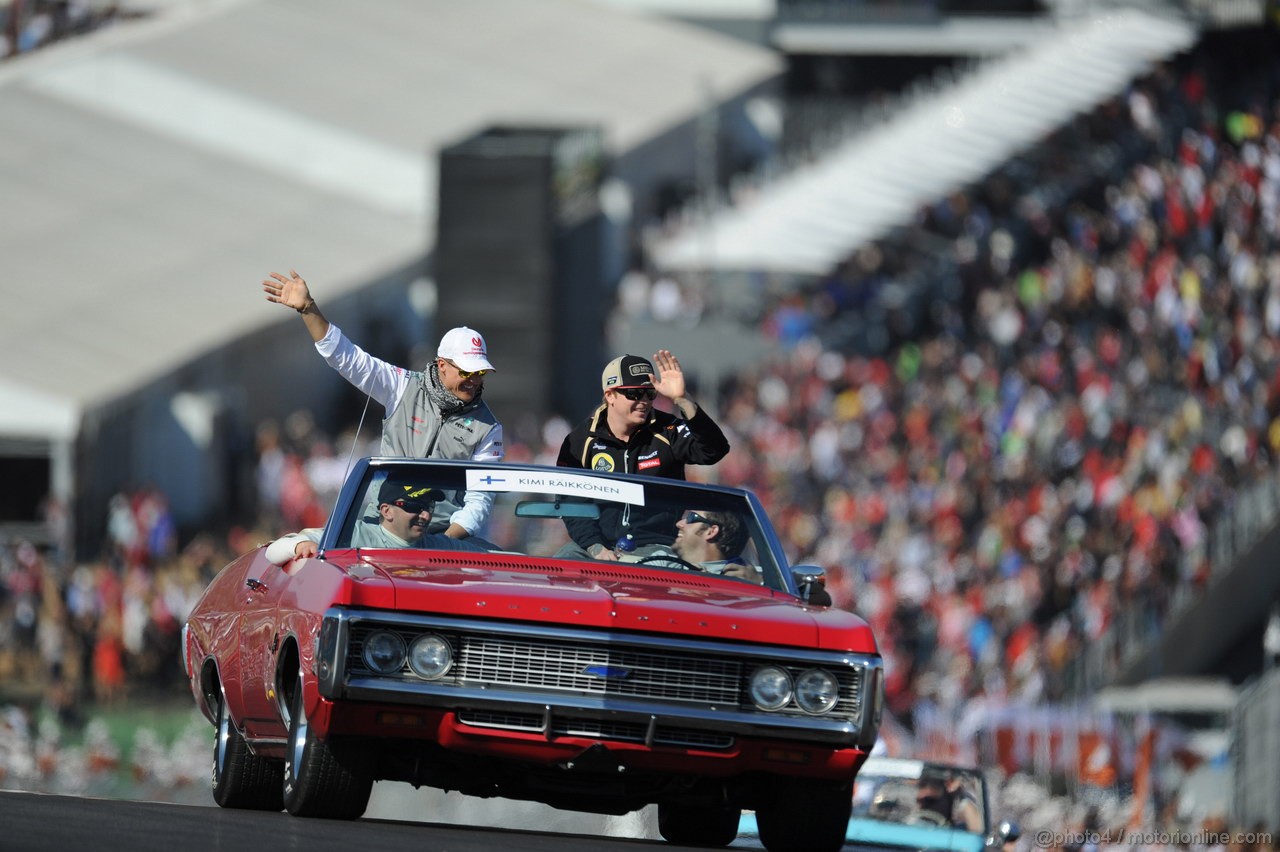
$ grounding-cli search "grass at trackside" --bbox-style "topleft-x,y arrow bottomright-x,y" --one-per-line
34,692 -> 204,748
16,692 -> 214,803
87,695 -> 207,748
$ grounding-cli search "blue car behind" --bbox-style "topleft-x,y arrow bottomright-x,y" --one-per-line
739,756 -> 1003,851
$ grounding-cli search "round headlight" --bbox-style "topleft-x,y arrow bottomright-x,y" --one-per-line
794,668 -> 840,714
362,630 -> 407,675
749,665 -> 793,711
408,634 -> 453,679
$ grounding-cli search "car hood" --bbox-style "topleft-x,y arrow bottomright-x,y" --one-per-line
331,550 -> 877,653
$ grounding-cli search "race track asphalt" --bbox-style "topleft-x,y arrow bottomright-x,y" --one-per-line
0,790 -> 772,852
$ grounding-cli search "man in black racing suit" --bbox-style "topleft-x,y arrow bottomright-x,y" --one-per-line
556,350 -> 730,559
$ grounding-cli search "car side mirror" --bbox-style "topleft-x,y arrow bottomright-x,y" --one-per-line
791,565 -> 831,606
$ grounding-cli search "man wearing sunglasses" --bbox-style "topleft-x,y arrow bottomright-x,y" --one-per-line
671,509 -> 763,584
555,350 -> 729,559
262,270 -> 503,539
265,475 -> 495,564
911,771 -> 983,832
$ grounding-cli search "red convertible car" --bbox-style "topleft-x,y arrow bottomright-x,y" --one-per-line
182,457 -> 883,852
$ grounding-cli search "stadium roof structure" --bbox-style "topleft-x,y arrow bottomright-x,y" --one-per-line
1093,677 -> 1239,716
0,0 -> 780,438
650,8 -> 1196,276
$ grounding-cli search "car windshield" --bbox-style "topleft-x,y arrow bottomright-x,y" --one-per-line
851,759 -> 988,835
324,459 -> 789,592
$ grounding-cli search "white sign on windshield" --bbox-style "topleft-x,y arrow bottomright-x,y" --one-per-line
465,469 -> 646,506
860,757 -> 926,778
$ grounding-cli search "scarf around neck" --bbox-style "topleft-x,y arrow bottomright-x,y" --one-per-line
426,361 -> 476,414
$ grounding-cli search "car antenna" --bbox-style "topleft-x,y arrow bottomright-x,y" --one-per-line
318,392 -> 376,561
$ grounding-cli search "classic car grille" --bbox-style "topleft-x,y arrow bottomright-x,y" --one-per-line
457,635 -> 743,704
456,709 -> 735,750
347,624 -> 863,718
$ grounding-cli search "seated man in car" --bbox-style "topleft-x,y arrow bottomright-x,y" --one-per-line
914,771 -> 983,832
871,787 -> 913,823
913,774 -> 954,826
670,509 -> 763,584
943,770 -> 985,832
266,474 -> 495,564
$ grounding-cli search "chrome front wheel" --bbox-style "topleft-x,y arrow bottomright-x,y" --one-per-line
282,672 -> 373,819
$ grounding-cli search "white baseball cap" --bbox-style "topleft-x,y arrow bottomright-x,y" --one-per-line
437,326 -> 495,373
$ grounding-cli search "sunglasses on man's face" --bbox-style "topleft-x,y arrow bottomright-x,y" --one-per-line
393,500 -> 435,514
443,359 -> 490,380
681,511 -> 714,526
616,387 -> 657,402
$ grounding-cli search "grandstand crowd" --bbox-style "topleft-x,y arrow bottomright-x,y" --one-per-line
731,40 -> 1280,721
2,25 -> 1279,840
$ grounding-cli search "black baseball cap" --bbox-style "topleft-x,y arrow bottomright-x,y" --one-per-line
378,477 -> 444,508
601,354 -> 654,390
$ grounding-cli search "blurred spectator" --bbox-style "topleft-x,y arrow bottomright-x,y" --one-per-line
617,268 -> 652,320
254,420 -> 286,530
649,275 -> 684,323
92,610 -> 125,706
1,1 -> 134,62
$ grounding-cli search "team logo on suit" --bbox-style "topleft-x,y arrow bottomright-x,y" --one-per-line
591,453 -> 615,472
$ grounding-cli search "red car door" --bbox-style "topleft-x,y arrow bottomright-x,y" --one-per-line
237,554 -> 288,740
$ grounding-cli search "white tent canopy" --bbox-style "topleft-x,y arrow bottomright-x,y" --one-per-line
0,378 -> 79,443
0,0 -> 780,421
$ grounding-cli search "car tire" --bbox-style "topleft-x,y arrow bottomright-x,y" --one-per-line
282,673 -> 373,819
657,802 -> 741,847
754,777 -> 852,852
211,694 -> 284,811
